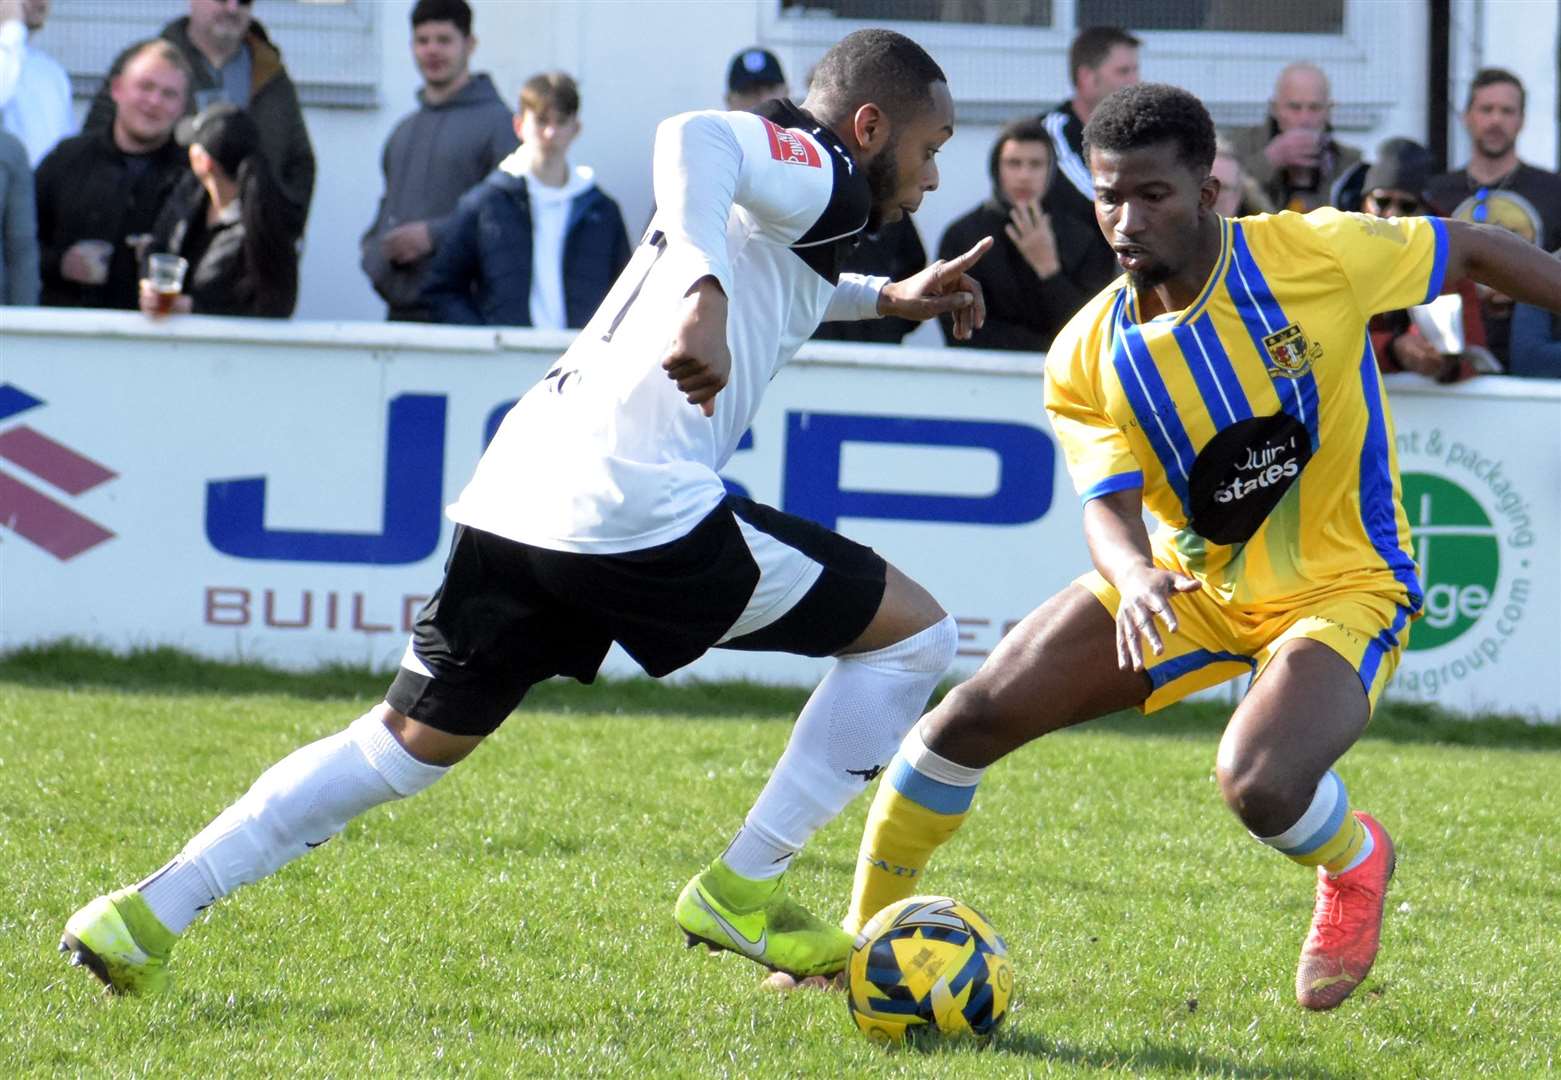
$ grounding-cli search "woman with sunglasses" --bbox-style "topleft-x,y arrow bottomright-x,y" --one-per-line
1363,139 -> 1487,383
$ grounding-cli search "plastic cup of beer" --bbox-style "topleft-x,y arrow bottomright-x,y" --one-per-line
145,253 -> 189,316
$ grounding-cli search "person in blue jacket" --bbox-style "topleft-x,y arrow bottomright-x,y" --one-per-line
423,70 -> 630,328
1508,248 -> 1561,378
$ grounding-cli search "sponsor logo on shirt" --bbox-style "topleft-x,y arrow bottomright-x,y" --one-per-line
760,118 -> 822,168
1187,412 -> 1312,544
1212,438 -> 1302,505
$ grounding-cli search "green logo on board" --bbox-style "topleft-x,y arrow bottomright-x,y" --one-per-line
1401,473 -> 1499,650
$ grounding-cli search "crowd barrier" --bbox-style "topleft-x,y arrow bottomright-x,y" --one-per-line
2,308 -> 1556,721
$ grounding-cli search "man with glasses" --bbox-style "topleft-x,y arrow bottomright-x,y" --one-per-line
1427,68 -> 1561,366
84,0 -> 315,242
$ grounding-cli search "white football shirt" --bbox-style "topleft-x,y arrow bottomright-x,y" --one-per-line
448,101 -> 886,553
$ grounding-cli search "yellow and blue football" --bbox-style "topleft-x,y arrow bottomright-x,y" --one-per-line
846,895 -> 1013,1044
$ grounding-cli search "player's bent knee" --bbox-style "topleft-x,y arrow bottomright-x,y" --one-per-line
1215,756 -> 1316,829
376,704 -> 485,767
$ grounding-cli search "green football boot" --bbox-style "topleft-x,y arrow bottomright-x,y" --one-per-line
60,888 -> 178,995
674,859 -> 851,979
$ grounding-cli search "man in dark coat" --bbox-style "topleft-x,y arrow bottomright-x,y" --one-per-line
936,117 -> 1110,351
36,40 -> 191,309
83,0 -> 315,240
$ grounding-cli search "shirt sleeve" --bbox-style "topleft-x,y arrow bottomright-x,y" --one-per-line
824,273 -> 887,321
651,109 -> 837,300
1304,207 -> 1449,317
0,20 -> 22,109
1043,318 -> 1144,502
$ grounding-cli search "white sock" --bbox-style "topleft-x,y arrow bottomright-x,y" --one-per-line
722,615 -> 957,879
139,711 -> 448,934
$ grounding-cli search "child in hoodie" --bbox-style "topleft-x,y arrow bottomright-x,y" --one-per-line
423,71 -> 630,328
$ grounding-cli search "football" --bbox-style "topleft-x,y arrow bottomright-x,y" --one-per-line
846,895 -> 1014,1044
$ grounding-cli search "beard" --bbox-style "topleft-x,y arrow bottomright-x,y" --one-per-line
1125,260 -> 1174,292
1476,130 -> 1516,159
863,134 -> 901,235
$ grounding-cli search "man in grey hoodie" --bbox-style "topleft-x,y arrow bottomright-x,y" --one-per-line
360,0 -> 517,322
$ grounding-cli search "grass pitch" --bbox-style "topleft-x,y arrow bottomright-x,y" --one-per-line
2,644 -> 1558,1078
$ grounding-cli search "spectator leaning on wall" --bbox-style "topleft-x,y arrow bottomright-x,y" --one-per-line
361,0 -> 517,322
422,71 -> 630,328
935,118 -> 1104,352
0,0 -> 75,167
35,40 -> 191,310
1226,61 -> 1361,213
144,102 -> 298,319
84,0 -> 315,241
0,126 -> 38,304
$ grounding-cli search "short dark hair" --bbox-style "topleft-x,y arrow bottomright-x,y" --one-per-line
988,117 -> 1053,184
806,29 -> 946,126
411,0 -> 472,36
520,72 -> 580,120
1069,26 -> 1140,88
1466,67 -> 1525,114
1082,82 -> 1216,176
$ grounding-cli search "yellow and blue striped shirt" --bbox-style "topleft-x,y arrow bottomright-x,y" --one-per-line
1045,208 -> 1448,615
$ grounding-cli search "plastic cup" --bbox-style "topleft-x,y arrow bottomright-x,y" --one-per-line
145,253 -> 188,315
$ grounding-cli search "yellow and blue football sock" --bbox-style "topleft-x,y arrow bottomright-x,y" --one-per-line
846,724 -> 985,934
1255,769 -> 1374,876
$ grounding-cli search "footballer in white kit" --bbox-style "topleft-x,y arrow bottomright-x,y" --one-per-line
60,29 -> 992,994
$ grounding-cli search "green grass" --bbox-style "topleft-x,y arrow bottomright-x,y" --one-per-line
1,644 -> 1558,1078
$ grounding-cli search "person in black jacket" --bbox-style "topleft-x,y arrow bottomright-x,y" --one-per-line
936,117 -> 1108,351
422,70 -> 629,328
83,0 -> 315,240
35,39 -> 191,309
142,102 -> 298,319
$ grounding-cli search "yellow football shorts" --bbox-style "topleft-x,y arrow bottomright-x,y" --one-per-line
1077,571 -> 1415,715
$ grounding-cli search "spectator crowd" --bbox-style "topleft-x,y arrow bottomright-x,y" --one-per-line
1,0 -> 1558,380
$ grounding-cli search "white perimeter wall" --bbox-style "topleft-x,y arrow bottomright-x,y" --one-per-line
3,310 -> 1558,721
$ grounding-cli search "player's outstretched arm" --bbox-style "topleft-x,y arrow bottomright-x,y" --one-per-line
1442,218 -> 1561,313
878,236 -> 993,341
1083,488 -> 1201,672
660,276 -> 731,417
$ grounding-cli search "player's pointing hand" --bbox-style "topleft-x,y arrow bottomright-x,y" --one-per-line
661,277 -> 731,417
878,237 -> 993,341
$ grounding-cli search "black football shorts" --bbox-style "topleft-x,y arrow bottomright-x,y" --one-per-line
385,496 -> 886,736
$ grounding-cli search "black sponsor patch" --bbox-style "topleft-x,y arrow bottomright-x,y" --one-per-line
1187,413 -> 1311,545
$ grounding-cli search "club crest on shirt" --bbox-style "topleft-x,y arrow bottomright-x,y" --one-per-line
760,118 -> 822,168
1261,322 -> 1321,379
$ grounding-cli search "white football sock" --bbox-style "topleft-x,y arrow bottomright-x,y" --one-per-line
139,711 -> 448,934
722,615 -> 957,880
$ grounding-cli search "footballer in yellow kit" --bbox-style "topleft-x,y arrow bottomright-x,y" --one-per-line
845,82 -> 1561,1013
1047,205 -> 1444,712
